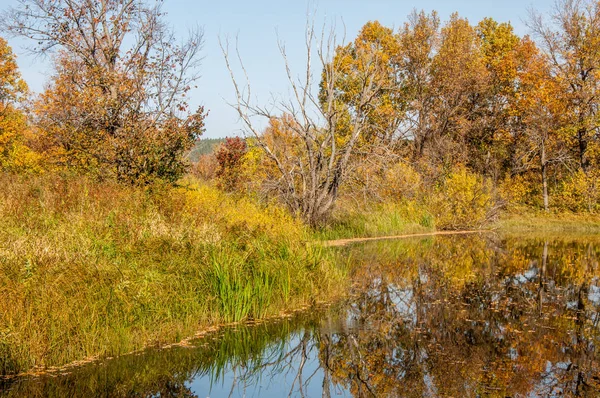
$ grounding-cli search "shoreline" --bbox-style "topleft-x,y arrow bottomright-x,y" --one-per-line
0,301 -> 336,381
322,230 -> 493,247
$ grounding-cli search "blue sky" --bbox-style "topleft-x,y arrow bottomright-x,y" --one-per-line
4,0 -> 553,138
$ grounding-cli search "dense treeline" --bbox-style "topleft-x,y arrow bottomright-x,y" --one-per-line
0,0 -> 598,225
220,1 -> 600,227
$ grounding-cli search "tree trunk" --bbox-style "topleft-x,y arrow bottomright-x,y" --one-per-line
577,126 -> 589,174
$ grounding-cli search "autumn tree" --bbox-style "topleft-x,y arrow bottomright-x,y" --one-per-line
473,18 -> 522,179
398,10 -> 440,161
399,13 -> 491,174
321,21 -> 406,148
0,37 -> 40,172
511,39 -> 570,211
428,14 -> 489,168
1,0 -> 206,184
215,136 -> 247,192
529,0 -> 600,173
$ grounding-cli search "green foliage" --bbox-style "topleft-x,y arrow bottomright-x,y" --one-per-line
314,201 -> 433,241
494,213 -> 600,234
115,116 -> 207,185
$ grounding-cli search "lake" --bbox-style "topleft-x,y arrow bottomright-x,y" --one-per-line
2,233 -> 599,397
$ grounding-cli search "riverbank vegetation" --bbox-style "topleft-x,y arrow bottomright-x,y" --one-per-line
0,0 -> 599,377
0,174 -> 345,375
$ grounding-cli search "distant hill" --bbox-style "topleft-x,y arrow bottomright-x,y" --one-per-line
187,138 -> 225,162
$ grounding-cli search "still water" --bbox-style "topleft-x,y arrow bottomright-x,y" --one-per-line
2,234 -> 599,397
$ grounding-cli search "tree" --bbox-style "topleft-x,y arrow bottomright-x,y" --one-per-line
222,21 -> 399,226
512,39 -> 569,211
428,14 -> 489,168
215,136 -> 247,192
398,10 -> 440,160
0,36 -> 40,172
2,0 -> 206,183
320,21 -> 406,148
529,0 -> 600,173
400,13 -> 490,172
474,18 -> 522,179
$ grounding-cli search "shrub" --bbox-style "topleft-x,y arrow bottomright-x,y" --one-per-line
190,153 -> 218,181
498,173 -> 542,211
553,170 -> 600,213
215,137 -> 248,192
429,166 -> 495,230
381,161 -> 423,201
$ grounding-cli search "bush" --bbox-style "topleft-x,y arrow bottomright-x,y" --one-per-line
553,170 -> 600,213
215,137 -> 248,192
429,166 -> 495,230
190,153 -> 218,181
498,173 -> 542,211
381,161 -> 423,201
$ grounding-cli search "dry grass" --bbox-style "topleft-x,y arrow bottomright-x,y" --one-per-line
493,212 -> 600,234
0,173 -> 346,375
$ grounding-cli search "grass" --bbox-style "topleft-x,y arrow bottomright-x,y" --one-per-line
315,198 -> 600,242
0,174 -> 346,376
493,211 -> 600,234
313,201 -> 434,241
1,171 -> 596,377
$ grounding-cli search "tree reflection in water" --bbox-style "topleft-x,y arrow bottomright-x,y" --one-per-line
321,236 -> 600,397
2,235 -> 599,397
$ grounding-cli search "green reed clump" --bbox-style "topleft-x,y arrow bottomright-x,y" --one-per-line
0,174 -> 346,375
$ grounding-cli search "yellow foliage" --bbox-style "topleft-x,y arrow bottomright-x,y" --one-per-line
237,141 -> 269,193
381,161 -> 422,201
430,166 -> 494,229
554,170 -> 600,213
0,37 -> 41,173
498,174 -> 542,211
177,177 -> 305,243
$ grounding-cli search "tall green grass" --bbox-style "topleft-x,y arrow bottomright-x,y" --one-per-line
0,174 -> 346,375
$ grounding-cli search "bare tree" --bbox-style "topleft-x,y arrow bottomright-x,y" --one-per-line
221,21 -> 397,226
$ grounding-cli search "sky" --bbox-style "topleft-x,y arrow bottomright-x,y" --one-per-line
3,0 -> 554,139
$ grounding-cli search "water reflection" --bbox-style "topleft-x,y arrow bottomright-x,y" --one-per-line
2,234 -> 599,397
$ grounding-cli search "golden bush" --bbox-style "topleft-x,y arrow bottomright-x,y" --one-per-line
381,161 -> 423,201
429,166 -> 495,229
554,170 -> 599,212
498,173 -> 542,210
